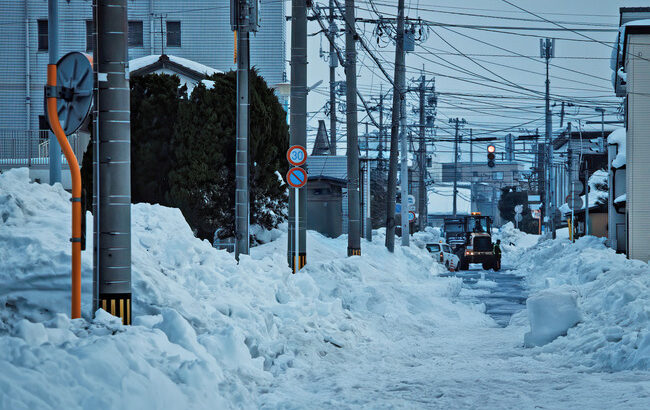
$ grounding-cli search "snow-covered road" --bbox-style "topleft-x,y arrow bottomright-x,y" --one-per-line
263,266 -> 650,409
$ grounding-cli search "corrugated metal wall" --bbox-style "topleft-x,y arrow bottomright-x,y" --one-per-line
0,0 -> 286,130
625,33 -> 650,262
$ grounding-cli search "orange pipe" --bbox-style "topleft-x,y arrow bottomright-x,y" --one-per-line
46,64 -> 82,320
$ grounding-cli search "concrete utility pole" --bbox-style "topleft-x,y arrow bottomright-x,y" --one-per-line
48,0 -> 61,185
417,74 -> 427,232
377,86 -> 384,169
400,108 -> 408,246
288,0 -> 308,270
450,118 -> 465,217
385,0 -> 406,252
329,0 -> 337,155
344,0 -> 361,255
541,38 -> 556,238
93,0 -> 132,324
232,0 -> 258,260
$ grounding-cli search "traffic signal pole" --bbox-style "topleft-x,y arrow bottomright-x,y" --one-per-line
93,0 -> 132,324
288,0 -> 307,269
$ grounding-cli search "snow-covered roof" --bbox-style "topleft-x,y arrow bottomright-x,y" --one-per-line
607,127 -> 626,169
129,54 -> 221,77
560,170 -> 609,215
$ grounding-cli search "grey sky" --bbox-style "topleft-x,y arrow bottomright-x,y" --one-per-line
285,0 -> 637,166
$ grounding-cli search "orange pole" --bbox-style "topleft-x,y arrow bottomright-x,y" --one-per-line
46,64 -> 82,319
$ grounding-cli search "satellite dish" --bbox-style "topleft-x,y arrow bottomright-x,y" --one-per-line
56,52 -> 93,136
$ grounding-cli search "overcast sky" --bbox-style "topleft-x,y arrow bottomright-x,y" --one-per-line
286,0 -> 639,167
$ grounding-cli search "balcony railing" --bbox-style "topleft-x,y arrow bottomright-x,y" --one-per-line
0,129 -> 81,168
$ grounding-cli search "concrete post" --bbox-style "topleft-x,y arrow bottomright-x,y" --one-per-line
288,0 -> 307,269
48,0 -> 62,184
345,0 -> 361,255
93,0 -> 132,324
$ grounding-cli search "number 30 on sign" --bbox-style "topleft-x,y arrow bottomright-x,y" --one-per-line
287,145 -> 307,166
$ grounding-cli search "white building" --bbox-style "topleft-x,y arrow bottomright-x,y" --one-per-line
612,7 -> 650,261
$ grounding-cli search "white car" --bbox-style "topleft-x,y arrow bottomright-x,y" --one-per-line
426,241 -> 460,271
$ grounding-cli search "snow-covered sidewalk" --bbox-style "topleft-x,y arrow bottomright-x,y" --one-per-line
1,168 -> 650,409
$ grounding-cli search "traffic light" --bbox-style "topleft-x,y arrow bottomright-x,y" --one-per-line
487,145 -> 496,168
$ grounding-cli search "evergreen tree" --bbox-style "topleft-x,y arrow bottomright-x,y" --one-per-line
81,70 -> 289,241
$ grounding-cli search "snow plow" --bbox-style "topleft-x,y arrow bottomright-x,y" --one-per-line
442,213 -> 499,271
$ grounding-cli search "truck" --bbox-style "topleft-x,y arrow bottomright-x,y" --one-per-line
442,213 -> 499,271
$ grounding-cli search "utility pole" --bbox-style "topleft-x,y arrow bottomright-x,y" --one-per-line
541,38 -> 556,238
287,0 -> 307,272
232,0 -> 257,260
93,0 -> 132,324
400,112 -> 409,246
450,118 -> 465,217
469,129 -> 473,164
344,0 -> 361,255
585,165 -> 590,236
377,86 -> 384,169
417,74 -> 427,232
288,0 -> 308,270
328,0 -> 337,155
385,0 -> 406,252
48,0 -> 61,185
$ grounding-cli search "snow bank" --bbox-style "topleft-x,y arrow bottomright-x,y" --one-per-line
524,286 -> 582,347
509,234 -> 650,370
493,222 -> 539,267
0,168 -> 487,407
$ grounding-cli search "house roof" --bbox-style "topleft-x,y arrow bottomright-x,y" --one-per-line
129,54 -> 221,81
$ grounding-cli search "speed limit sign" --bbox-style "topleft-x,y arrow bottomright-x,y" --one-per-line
287,145 -> 307,166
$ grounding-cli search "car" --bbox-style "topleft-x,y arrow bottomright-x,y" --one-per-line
426,241 -> 459,271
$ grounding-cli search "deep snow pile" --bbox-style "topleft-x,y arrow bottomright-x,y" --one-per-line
508,232 -> 650,371
0,168 -> 487,408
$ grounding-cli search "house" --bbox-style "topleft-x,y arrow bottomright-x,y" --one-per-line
129,54 -> 221,93
612,8 -> 650,261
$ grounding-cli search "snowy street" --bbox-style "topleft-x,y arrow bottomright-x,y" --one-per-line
2,169 -> 650,409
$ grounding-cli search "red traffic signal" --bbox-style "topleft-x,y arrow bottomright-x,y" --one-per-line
487,145 -> 496,168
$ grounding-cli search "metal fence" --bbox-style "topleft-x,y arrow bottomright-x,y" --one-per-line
0,129 -> 80,168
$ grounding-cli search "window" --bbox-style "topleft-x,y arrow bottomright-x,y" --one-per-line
38,20 -> 48,51
493,171 -> 504,180
166,21 -> 181,47
426,244 -> 441,253
128,21 -> 143,47
86,20 -> 93,52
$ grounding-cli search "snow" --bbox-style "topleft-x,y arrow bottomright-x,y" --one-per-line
608,127 -> 626,168
615,193 -> 626,204
559,169 -> 608,215
129,54 -> 221,76
509,233 -> 650,371
2,168 -> 650,407
524,286 -> 582,347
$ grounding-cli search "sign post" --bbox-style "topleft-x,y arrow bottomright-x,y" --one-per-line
287,145 -> 308,273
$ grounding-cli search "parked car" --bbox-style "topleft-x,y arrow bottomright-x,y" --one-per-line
426,241 -> 459,271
